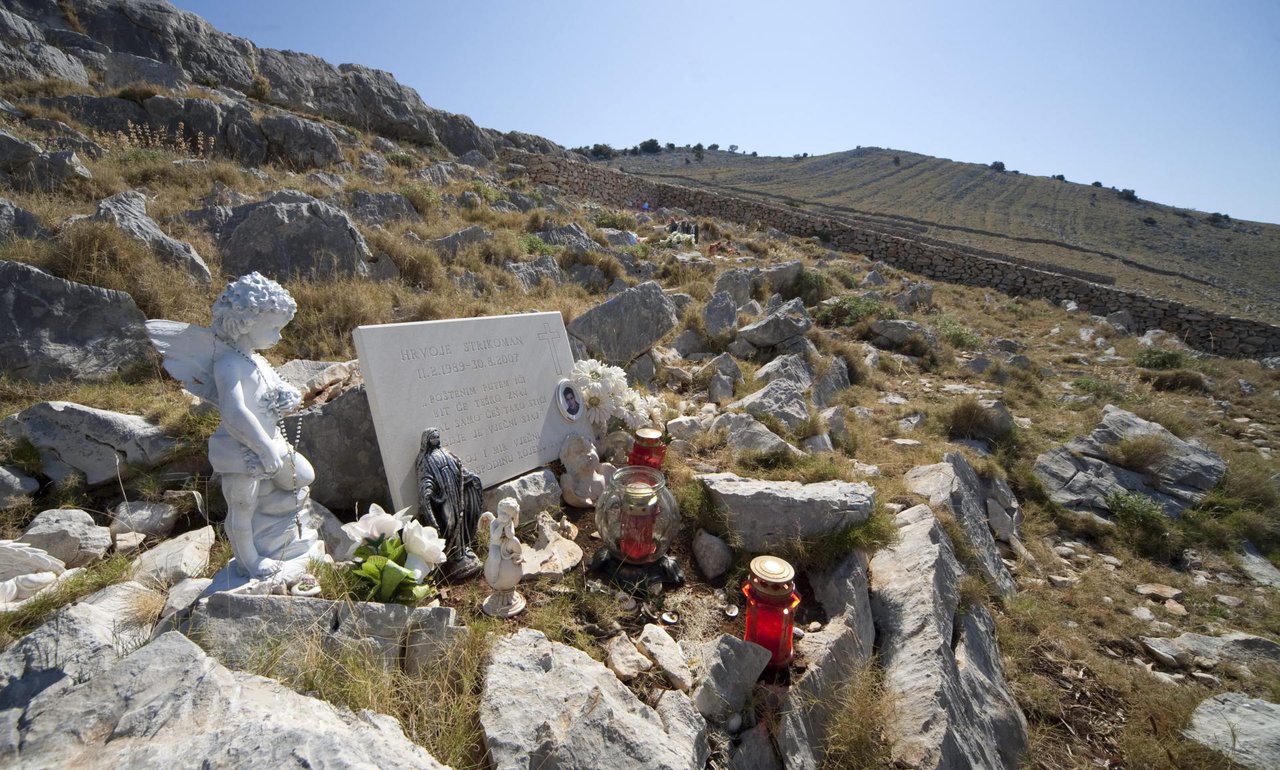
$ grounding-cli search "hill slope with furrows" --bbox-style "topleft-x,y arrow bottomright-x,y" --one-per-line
616,147 -> 1280,322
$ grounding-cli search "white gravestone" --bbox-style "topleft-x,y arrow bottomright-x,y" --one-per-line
354,312 -> 591,513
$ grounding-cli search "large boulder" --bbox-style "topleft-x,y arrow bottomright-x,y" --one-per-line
868,319 -> 938,353
217,191 -> 374,280
88,190 -> 211,283
869,504 -> 1027,770
0,602 -> 124,710
348,190 -> 421,225
905,453 -> 1018,598
568,281 -> 679,366
1183,693 -> 1280,770
708,412 -> 801,456
737,297 -> 812,348
2,401 -> 178,485
2,631 -> 450,769
1139,631 -> 1280,675
0,8 -> 89,86
779,551 -> 876,770
1034,405 -> 1226,520
480,628 -> 707,770
259,114 -> 343,170
131,525 -> 215,586
0,261 -> 151,383
286,385 -> 390,517
0,197 -> 41,241
182,592 -> 465,677
698,472 -> 875,552
0,130 -> 91,191
727,380 -> 810,434
427,224 -> 492,262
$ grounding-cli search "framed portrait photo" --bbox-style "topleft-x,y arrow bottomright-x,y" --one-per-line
556,379 -> 583,422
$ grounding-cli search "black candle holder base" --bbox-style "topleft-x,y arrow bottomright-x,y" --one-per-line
588,548 -> 684,593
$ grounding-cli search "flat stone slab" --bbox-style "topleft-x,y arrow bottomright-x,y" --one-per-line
1184,693 -> 1280,770
698,472 -> 875,552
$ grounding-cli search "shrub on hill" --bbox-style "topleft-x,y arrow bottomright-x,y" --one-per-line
1132,348 -> 1184,370
990,161 -> 1005,172
1106,491 -> 1179,561
815,295 -> 896,327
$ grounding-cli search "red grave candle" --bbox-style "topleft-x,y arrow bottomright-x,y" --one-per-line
618,481 -> 660,563
627,427 -> 667,470
742,555 -> 802,668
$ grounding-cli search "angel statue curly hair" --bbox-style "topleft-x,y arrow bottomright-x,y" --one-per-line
211,272 -> 298,341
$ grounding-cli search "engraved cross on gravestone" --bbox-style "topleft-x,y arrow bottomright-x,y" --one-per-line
537,322 -> 564,375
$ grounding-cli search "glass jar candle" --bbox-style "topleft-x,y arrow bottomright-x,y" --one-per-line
595,465 -> 680,565
627,427 -> 666,470
742,555 -> 801,668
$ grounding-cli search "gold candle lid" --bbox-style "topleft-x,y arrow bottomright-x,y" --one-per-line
749,555 -> 795,590
635,427 -> 663,443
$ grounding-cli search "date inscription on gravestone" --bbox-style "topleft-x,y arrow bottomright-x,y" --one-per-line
354,311 -> 590,513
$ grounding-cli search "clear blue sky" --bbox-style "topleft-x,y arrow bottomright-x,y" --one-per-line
172,0 -> 1280,224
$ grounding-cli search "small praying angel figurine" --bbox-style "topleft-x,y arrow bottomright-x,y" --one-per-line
149,273 -> 320,583
478,498 -> 525,617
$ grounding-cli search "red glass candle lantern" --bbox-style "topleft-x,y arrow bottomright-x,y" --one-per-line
627,427 -> 667,470
742,555 -> 801,668
595,465 -> 680,566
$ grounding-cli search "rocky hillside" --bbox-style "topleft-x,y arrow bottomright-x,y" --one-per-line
1,2 -> 1279,770
616,147 -> 1280,323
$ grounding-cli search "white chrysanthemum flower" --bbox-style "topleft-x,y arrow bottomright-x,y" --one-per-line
617,390 -> 649,429
571,359 -> 610,387
641,394 -> 667,428
401,521 -> 447,581
579,381 -> 613,428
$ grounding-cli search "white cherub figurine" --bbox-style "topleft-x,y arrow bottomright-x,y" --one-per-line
478,497 -> 525,617
558,434 -> 615,509
148,273 -> 320,583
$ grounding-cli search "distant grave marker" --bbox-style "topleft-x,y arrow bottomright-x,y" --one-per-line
354,311 -> 591,513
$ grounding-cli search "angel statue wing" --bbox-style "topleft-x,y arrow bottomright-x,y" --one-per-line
146,320 -> 219,405
0,540 -> 65,581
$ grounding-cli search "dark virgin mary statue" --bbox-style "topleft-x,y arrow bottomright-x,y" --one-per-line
415,427 -> 484,580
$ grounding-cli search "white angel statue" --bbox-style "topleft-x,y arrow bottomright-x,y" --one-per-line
149,272 -> 320,582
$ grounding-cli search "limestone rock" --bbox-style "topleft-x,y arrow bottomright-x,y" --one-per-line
703,291 -> 738,339
507,254 -> 563,292
605,632 -> 653,681
428,224 -> 492,261
869,504 -> 1027,770
637,623 -> 695,692
1239,541 -> 1280,587
161,576 -> 212,619
182,592 -> 466,678
698,473 -> 874,552
481,628 -> 706,770
217,191 -> 373,280
692,634 -> 770,723
693,529 -> 733,581
0,464 -> 38,509
714,267 -> 757,306
536,222 -> 598,254
0,261 -> 151,383
0,196 -> 41,241
727,380 -> 810,433
868,319 -> 938,352
482,469 -> 562,522
88,190 -> 210,283
0,602 -> 122,710
904,453 -> 1018,598
3,401 -> 178,485
349,190 -> 421,225
730,723 -> 783,770
568,281 -> 679,366
289,383 -> 390,516
131,525 -> 214,587
1034,405 -> 1226,520
18,508 -> 110,568
1139,631 -> 1280,673
780,551 -> 877,770
4,631 -> 449,769
1184,693 -> 1280,770
259,114 -> 343,169
737,298 -> 812,348
110,500 -> 180,538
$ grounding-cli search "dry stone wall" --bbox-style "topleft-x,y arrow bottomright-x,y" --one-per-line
504,150 -> 1280,358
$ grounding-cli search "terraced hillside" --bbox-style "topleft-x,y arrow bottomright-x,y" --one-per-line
618,148 -> 1280,323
